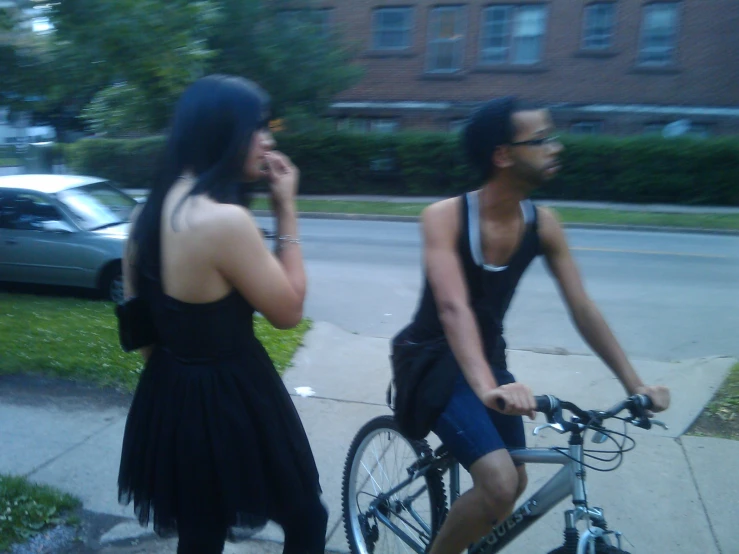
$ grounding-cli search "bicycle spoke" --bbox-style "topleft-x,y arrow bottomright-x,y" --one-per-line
346,422 -> 439,554
359,460 -> 383,497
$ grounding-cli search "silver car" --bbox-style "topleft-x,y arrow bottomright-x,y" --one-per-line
0,174 -> 139,303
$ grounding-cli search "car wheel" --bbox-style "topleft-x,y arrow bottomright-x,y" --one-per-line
102,264 -> 124,304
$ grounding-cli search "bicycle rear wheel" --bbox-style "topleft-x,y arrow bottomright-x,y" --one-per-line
342,415 -> 448,554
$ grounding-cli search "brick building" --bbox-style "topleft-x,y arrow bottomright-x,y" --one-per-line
313,0 -> 739,136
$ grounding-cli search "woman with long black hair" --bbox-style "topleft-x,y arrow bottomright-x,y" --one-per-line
116,74 -> 327,554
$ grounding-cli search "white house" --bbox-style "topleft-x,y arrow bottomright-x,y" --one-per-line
0,107 -> 56,148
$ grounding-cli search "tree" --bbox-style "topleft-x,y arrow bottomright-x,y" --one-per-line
209,0 -> 363,126
46,0 -> 219,134
4,0 -> 361,137
0,1 -> 45,113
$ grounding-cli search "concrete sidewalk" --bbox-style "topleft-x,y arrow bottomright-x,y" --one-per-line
1,322 -> 737,553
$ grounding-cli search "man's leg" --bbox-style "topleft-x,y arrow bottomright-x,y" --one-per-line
428,451 -> 525,554
429,369 -> 530,554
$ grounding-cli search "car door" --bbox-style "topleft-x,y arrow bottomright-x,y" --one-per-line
0,189 -> 93,287
0,190 -> 17,281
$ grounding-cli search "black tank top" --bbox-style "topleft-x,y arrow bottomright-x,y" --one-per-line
402,191 -> 541,370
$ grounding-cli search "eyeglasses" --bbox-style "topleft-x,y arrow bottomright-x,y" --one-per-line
510,135 -> 561,147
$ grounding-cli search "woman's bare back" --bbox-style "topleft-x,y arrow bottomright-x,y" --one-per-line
158,179 -> 239,304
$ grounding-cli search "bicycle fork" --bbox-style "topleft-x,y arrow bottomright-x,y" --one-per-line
561,434 -> 624,554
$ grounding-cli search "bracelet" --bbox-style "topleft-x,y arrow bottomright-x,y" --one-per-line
278,234 -> 301,245
276,234 -> 301,252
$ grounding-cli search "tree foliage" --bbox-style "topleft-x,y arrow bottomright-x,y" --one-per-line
3,0 -> 361,137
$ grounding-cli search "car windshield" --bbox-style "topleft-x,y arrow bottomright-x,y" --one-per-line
55,182 -> 137,231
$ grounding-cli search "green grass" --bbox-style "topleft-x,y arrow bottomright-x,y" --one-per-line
0,158 -> 20,167
0,474 -> 80,552
689,362 -> 739,440
553,208 -> 739,230
250,198 -> 739,230
251,198 -> 428,217
0,293 -> 311,392
706,362 -> 739,416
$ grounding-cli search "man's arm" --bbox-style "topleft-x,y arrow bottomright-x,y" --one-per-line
538,207 -> 669,411
423,200 -> 535,417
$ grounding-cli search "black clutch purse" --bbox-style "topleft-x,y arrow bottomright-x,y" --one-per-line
115,296 -> 158,352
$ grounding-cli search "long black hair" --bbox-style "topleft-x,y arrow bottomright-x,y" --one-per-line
131,74 -> 270,289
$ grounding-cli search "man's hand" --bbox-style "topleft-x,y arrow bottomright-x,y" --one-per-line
482,383 -> 537,420
634,385 -> 671,413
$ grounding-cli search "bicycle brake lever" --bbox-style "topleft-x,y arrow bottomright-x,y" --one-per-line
626,416 -> 653,430
533,423 -> 566,436
650,419 -> 669,430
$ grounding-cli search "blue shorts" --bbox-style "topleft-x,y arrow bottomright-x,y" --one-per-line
433,369 -> 526,471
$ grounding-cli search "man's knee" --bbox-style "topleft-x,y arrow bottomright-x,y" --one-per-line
470,451 -> 520,519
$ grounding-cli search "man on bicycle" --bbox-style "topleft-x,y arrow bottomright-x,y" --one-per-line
391,96 -> 670,554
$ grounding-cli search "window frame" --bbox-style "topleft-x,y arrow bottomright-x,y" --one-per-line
478,3 -> 549,66
581,2 -> 617,51
372,7 -> 414,51
569,121 -> 604,135
638,2 -> 680,66
426,5 -> 467,73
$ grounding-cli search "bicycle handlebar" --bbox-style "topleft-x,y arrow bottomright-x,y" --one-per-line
531,393 -> 656,431
496,394 -> 652,416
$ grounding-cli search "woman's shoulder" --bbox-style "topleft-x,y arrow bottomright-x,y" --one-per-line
202,199 -> 256,232
184,199 -> 262,250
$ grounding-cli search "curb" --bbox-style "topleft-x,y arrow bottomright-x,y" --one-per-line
252,210 -> 417,223
252,211 -> 739,236
560,223 -> 739,236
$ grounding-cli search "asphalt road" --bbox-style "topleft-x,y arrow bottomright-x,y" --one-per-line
257,216 -> 739,362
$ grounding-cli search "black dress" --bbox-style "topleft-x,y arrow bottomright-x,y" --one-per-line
117,275 -> 323,540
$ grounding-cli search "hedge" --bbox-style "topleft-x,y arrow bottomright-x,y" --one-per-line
64,132 -> 739,205
64,136 -> 166,191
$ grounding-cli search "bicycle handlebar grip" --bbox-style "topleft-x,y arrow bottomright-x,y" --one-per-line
535,395 -> 554,413
495,395 -> 554,413
634,394 -> 653,411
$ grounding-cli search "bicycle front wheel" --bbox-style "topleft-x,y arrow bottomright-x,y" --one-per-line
342,415 -> 448,554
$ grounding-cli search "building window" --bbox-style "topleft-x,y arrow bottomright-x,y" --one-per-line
582,2 -> 616,50
277,9 -> 332,36
337,118 -> 368,133
370,119 -> 399,133
372,7 -> 412,50
337,118 -> 399,134
638,3 -> 679,65
570,121 -> 603,134
427,6 -> 466,73
480,4 -> 548,65
645,120 -> 711,138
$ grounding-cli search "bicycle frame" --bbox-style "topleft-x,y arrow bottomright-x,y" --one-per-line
366,432 -> 614,554
467,437 -> 608,554
363,454 -> 442,552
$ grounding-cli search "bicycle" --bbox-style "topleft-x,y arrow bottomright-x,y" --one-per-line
341,393 -> 667,554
